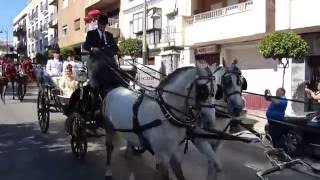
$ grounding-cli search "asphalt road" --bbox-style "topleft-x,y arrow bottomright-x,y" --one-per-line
0,85 -> 319,180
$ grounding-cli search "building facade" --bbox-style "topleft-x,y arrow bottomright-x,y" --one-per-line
119,0 -> 192,75
57,0 -> 86,50
20,0 -> 57,59
183,0 -> 320,114
13,6 -> 28,56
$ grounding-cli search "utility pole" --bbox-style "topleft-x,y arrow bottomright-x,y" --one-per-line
142,0 -> 147,64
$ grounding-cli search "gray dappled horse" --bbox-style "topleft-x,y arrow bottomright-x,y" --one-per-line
102,66 -> 221,180
187,61 -> 247,180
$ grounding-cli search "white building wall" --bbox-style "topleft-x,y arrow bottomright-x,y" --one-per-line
276,0 -> 320,31
25,0 -> 55,59
184,0 -> 266,46
221,44 -> 295,114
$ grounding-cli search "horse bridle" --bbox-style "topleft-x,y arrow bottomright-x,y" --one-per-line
157,66 -> 216,127
221,70 -> 243,99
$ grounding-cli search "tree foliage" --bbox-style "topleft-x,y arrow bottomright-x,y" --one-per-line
60,46 -> 76,59
118,38 -> 142,60
258,31 -> 308,60
258,31 -> 309,88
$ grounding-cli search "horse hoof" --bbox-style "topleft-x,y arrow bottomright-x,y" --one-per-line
105,176 -> 112,180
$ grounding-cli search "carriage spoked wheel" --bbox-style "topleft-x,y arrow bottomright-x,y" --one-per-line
70,113 -> 88,160
37,90 -> 50,133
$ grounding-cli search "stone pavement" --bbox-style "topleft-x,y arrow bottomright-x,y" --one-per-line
245,109 -> 268,134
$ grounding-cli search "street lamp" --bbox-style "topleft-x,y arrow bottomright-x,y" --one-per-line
0,30 -> 8,55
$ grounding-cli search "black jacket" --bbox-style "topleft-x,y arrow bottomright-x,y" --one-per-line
84,29 -> 119,56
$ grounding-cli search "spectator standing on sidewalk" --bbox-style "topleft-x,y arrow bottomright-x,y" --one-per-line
265,88 -> 288,148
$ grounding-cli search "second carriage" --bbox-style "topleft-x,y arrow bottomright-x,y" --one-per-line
36,60 -> 137,159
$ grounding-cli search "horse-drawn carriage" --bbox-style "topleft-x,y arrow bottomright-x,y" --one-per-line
34,55 -> 320,180
36,59 -> 138,159
265,113 -> 320,158
0,54 -> 34,103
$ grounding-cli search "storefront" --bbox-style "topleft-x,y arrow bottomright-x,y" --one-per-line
194,45 -> 220,65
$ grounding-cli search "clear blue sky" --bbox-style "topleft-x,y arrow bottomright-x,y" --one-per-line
0,1 -> 28,41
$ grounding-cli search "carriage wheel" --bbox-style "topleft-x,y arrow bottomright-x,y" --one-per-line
283,130 -> 305,156
37,90 -> 50,133
70,113 -> 88,160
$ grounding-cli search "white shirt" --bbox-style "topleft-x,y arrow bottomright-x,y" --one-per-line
46,58 -> 63,76
97,29 -> 106,43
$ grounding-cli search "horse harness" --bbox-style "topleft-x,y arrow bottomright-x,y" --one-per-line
114,67 -> 217,154
213,66 -> 247,101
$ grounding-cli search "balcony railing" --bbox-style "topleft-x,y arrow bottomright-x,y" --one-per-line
41,6 -> 48,15
48,14 -> 58,28
186,0 -> 253,24
49,37 -> 58,45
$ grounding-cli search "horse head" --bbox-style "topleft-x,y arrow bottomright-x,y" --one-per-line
209,60 -> 247,117
158,66 -> 217,127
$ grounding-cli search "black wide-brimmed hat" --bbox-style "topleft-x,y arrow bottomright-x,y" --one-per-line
97,15 -> 108,25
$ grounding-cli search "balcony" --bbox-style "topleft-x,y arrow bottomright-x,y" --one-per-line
184,0 -> 266,46
85,0 -> 118,9
49,37 -> 58,46
41,7 -> 48,16
13,26 -> 27,37
41,25 -> 48,35
48,0 -> 58,6
48,14 -> 58,29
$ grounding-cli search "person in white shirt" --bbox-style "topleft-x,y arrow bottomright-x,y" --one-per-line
46,49 -> 63,77
44,49 -> 63,86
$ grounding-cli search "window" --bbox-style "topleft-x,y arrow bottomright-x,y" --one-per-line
63,0 -> 68,8
62,25 -> 68,36
39,39 -> 43,51
147,8 -> 162,30
40,21 -> 42,31
74,18 -> 80,31
40,2 -> 43,12
147,57 -> 155,65
35,6 -> 38,18
133,12 -> 143,33
146,30 -> 161,45
31,9 -> 34,19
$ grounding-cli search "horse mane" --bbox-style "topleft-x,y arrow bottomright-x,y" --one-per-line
158,66 -> 194,88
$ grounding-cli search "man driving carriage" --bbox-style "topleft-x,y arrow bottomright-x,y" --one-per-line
64,14 -> 123,131
84,14 -> 123,96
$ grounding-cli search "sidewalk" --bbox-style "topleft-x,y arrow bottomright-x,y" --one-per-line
244,109 -> 267,134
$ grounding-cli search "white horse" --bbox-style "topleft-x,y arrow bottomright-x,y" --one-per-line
102,66 -> 220,180
181,61 -> 247,180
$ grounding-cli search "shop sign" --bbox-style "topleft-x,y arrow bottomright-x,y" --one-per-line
195,45 -> 219,55
137,67 -> 160,88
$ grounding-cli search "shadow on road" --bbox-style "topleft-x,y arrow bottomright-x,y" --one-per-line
0,121 -> 161,180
